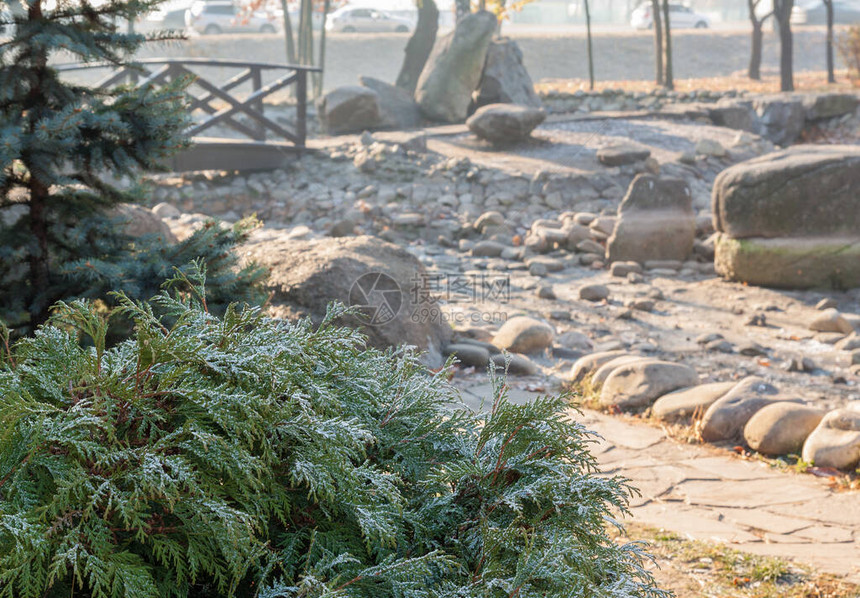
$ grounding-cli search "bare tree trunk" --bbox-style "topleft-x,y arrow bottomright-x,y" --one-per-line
280,0 -> 296,63
298,0 -> 314,66
396,0 -> 439,94
26,0 -> 52,326
662,0 -> 673,89
774,0 -> 794,91
314,0 -> 330,96
651,0 -> 663,85
749,20 -> 763,79
585,0 -> 594,90
746,0 -> 768,80
824,0 -> 836,83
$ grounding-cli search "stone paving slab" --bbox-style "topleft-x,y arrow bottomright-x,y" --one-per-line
454,382 -> 860,583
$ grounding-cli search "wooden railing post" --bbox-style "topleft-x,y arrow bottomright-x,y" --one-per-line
251,66 -> 265,141
296,67 -> 307,150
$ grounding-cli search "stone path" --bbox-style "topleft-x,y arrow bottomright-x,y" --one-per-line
458,383 -> 860,584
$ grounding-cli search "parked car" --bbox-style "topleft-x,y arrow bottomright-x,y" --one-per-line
142,3 -> 192,31
324,7 -> 414,33
186,1 -> 281,34
630,2 -> 710,29
791,0 -> 860,24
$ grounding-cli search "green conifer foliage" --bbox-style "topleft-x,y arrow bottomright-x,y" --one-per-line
0,0 -> 265,332
0,269 -> 669,598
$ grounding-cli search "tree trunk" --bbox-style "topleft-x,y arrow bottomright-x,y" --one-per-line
314,0 -> 331,96
825,0 -> 835,83
651,0 -> 663,85
662,0 -> 673,89
774,0 -> 794,91
298,0 -> 314,66
26,0 -> 52,326
749,20 -> 763,79
280,0 -> 296,63
396,0 -> 439,94
585,0 -> 594,90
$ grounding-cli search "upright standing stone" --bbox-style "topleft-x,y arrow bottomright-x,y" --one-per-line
474,38 -> 542,109
415,11 -> 497,123
606,174 -> 695,263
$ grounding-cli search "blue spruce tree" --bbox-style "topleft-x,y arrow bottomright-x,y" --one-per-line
0,0 -> 265,333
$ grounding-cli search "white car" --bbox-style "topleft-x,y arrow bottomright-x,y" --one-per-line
325,7 -> 414,33
630,2 -> 710,29
186,1 -> 281,34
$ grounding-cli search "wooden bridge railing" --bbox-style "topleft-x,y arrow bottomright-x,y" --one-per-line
57,58 -> 322,148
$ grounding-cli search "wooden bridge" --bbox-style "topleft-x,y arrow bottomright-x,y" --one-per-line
58,58 -> 321,172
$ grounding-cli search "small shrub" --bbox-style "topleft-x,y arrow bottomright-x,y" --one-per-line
0,269 -> 668,598
838,25 -> 860,84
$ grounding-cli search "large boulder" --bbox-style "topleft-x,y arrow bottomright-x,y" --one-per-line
317,86 -> 382,134
415,11 -> 497,123
743,403 -> 825,456
754,95 -> 806,145
474,38 -> 542,109
802,92 -> 859,121
606,174 -> 695,263
466,103 -> 546,145
599,360 -> 699,411
802,408 -> 860,470
713,146 -> 860,239
714,236 -> 860,290
110,204 -> 177,243
713,146 -> 860,289
699,377 -> 783,442
241,233 -> 453,367
358,76 -> 422,130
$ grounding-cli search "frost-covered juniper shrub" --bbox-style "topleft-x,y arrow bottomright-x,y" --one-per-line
0,268 -> 668,598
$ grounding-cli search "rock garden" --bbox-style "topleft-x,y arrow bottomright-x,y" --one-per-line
130,11 -> 860,586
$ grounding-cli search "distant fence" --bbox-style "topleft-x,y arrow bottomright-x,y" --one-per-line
57,58 -> 322,170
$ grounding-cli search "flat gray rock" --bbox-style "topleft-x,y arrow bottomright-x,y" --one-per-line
466,103 -> 546,145
596,142 -> 651,166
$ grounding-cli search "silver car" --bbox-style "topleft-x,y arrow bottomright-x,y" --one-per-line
186,1 -> 281,35
325,7 -> 414,33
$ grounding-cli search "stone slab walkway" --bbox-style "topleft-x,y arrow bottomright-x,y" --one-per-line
457,383 -> 860,584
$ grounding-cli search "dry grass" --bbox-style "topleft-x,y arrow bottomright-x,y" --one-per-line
613,522 -> 860,598
537,69 -> 859,95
